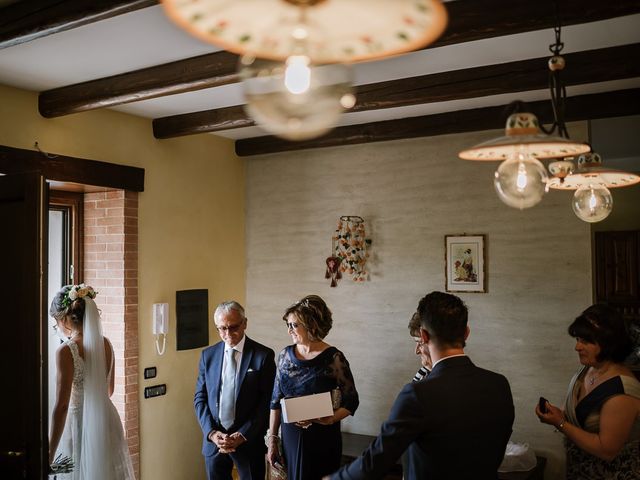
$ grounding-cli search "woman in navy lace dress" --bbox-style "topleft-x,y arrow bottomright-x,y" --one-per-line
267,295 -> 359,480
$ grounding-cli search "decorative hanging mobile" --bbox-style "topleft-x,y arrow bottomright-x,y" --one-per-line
325,255 -> 342,288
327,216 -> 371,286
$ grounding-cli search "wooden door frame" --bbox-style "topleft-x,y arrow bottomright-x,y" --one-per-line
0,145 -> 144,478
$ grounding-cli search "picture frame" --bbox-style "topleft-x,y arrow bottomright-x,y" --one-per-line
445,234 -> 486,293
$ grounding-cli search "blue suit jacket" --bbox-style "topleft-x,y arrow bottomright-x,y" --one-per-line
194,336 -> 276,457
331,356 -> 514,480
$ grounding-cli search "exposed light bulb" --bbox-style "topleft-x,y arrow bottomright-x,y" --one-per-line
239,17 -> 354,141
493,151 -> 548,209
284,55 -> 311,94
572,183 -> 613,223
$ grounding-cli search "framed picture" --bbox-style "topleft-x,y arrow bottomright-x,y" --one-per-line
445,235 -> 486,293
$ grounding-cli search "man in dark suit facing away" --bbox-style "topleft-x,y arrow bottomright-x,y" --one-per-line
195,301 -> 276,480
328,291 -> 514,480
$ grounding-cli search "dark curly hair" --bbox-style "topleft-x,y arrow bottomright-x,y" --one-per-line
283,295 -> 333,341
50,285 -> 85,326
568,304 -> 632,363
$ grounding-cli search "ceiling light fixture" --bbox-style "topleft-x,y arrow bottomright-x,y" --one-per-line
458,4 -> 590,210
162,0 -> 448,140
548,152 -> 640,222
458,2 -> 639,222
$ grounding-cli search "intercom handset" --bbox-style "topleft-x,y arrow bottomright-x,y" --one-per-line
152,303 -> 169,355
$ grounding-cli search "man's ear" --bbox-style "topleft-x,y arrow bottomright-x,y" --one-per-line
464,325 -> 470,340
419,327 -> 430,344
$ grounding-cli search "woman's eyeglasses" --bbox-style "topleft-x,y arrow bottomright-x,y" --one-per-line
286,322 -> 300,330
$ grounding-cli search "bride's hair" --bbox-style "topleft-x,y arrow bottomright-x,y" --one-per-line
50,284 -> 97,324
66,299 -> 85,324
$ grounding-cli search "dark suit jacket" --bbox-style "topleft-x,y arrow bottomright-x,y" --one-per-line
332,356 -> 514,480
194,336 -> 276,457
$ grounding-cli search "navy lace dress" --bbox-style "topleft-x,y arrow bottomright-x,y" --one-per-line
271,345 -> 359,480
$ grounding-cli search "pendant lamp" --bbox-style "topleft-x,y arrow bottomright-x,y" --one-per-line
161,0 -> 448,140
548,152 -> 640,223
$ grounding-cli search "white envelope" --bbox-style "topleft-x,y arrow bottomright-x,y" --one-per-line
280,391 -> 334,423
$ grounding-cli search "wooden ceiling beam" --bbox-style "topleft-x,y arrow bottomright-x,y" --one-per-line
435,0 -> 640,48
0,145 -> 145,192
0,0 -> 157,50
153,43 -> 640,139
39,50 -> 240,118
234,88 -> 640,157
38,0 -> 640,118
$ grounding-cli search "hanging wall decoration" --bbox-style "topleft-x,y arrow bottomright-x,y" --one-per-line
329,216 -> 371,286
325,256 -> 342,288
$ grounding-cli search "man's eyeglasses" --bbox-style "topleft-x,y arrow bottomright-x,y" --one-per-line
216,322 -> 244,333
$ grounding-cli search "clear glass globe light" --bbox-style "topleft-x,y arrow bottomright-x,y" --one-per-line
572,183 -> 613,223
493,153 -> 548,209
239,54 -> 354,141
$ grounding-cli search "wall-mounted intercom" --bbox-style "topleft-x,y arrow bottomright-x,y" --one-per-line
153,303 -> 169,355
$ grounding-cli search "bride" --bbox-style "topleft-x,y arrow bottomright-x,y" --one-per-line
49,284 -> 135,480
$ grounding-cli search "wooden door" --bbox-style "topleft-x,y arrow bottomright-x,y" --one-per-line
0,173 -> 48,479
594,230 -> 640,311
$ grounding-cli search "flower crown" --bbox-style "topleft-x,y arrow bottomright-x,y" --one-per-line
61,284 -> 98,309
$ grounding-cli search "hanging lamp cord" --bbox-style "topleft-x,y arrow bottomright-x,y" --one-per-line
540,0 -> 569,138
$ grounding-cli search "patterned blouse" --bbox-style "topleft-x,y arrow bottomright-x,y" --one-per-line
270,345 -> 359,415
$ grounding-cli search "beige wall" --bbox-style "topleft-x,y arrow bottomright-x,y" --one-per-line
245,125 -> 600,479
0,84 -> 245,479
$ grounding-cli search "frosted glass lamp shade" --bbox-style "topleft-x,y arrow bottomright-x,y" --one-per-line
572,184 -> 613,223
493,155 -> 548,209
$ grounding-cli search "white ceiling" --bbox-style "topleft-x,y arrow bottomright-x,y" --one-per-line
0,4 -> 639,149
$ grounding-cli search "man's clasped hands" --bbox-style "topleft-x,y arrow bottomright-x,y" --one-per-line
209,430 -> 246,453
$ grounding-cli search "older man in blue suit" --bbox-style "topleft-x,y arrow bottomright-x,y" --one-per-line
329,291 -> 514,480
195,301 -> 276,480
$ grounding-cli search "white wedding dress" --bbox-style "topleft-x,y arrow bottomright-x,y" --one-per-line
53,337 -> 135,480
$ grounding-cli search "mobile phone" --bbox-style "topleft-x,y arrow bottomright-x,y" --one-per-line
538,396 -> 549,414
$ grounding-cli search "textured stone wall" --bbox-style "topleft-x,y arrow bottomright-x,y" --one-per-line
245,126 -> 593,478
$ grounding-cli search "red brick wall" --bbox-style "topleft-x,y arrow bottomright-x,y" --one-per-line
84,190 -> 139,478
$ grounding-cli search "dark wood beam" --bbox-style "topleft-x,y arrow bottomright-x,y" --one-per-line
234,88 -> 640,157
0,0 -> 157,50
435,0 -> 640,49
39,50 -> 239,118
0,145 -> 145,192
153,43 -> 640,139
153,105 -> 248,139
39,0 -> 640,118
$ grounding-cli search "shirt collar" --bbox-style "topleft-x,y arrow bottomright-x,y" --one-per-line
226,335 -> 246,354
431,353 -> 467,370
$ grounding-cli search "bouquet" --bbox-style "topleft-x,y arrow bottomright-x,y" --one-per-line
49,454 -> 74,476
